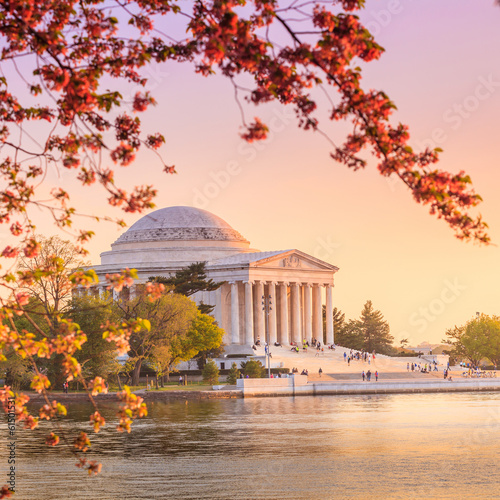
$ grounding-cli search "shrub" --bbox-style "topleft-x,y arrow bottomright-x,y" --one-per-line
202,359 -> 219,385
241,359 -> 264,378
226,362 -> 241,385
271,367 -> 290,374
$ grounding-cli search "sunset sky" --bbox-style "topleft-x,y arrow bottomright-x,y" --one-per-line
10,0 -> 500,347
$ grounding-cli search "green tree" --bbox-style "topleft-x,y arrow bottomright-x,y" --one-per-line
150,311 -> 225,382
150,262 -> 224,315
148,346 -> 171,389
11,237 -> 94,389
226,362 -> 241,385
487,317 -> 500,368
0,348 -> 32,391
444,315 -> 500,367
241,359 -> 264,378
335,319 -> 364,350
187,313 -> 225,368
185,313 -> 224,357
118,291 -> 199,385
337,301 -> 394,353
69,294 -> 121,382
358,301 -> 393,354
8,297 -> 62,386
202,359 -> 219,385
15,235 -> 89,335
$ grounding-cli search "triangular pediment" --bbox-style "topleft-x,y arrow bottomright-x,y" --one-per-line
251,250 -> 338,271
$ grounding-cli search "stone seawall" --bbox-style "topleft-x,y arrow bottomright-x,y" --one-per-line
23,379 -> 500,405
25,390 -> 242,405
141,390 -> 242,401
237,375 -> 500,398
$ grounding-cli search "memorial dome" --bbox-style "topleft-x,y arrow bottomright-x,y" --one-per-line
113,206 -> 248,245
100,206 -> 254,268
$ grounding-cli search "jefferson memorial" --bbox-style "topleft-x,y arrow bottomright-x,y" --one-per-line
90,206 -> 339,349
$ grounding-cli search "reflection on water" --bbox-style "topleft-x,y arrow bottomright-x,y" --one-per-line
2,393 -> 500,499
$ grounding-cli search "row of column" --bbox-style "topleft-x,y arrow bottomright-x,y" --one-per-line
228,281 -> 334,346
84,280 -> 334,347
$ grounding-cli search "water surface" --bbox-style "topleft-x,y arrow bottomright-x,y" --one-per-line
2,392 -> 500,499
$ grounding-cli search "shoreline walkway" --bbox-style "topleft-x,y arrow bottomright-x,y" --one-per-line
236,375 -> 500,398
23,344 -> 499,403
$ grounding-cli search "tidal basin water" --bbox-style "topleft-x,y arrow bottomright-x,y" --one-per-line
4,392 -> 500,499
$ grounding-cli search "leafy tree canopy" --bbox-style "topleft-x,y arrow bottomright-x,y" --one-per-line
444,315 -> 500,367
14,235 -> 89,333
117,289 -> 199,385
226,362 -> 241,385
202,359 -> 219,385
336,300 -> 394,354
241,359 -> 264,378
150,262 -> 225,314
69,294 -> 122,381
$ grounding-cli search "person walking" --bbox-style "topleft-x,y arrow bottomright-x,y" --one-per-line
375,371 -> 378,381
319,367 -> 323,378
407,363 -> 410,372
344,352 -> 347,362
362,371 -> 365,381
366,370 -> 371,381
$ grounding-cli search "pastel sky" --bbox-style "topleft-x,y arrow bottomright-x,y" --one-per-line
11,0 -> 500,346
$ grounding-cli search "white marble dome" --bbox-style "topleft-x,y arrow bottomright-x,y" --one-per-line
100,206 -> 254,268
114,206 -> 249,245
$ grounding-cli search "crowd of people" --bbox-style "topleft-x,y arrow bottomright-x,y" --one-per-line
249,340 -> 461,384
406,361 -> 438,373
344,349 -> 376,366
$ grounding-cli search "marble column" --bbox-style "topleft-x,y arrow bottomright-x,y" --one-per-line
244,281 -> 254,345
312,284 -> 322,343
255,281 -> 265,342
230,282 -> 240,344
325,283 -> 334,345
280,282 -> 289,344
214,287 -> 222,327
268,281 -> 277,345
304,283 -> 312,344
291,282 -> 301,344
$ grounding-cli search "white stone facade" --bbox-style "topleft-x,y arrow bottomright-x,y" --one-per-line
88,206 -> 339,350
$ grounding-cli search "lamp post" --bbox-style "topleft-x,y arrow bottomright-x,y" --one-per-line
262,293 -> 272,379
